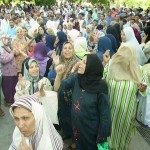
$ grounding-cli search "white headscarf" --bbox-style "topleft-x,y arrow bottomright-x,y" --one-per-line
123,27 -> 147,65
9,95 -> 63,150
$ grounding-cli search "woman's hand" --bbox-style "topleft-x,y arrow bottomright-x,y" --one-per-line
102,50 -> 110,66
142,34 -> 148,43
51,51 -> 59,66
18,75 -> 26,88
55,64 -> 65,75
71,61 -> 81,73
138,83 -> 147,92
18,135 -> 33,150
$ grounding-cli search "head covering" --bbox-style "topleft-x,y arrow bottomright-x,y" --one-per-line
67,29 -> 80,42
9,95 -> 63,150
23,58 -> 40,94
123,27 -> 147,65
61,42 -> 78,80
109,43 -> 142,83
45,35 -> 56,52
56,31 -> 67,55
106,25 -> 120,48
74,37 -> 90,59
97,36 -> 114,61
78,54 -> 106,93
47,28 -> 55,35
106,34 -> 117,53
143,26 -> 150,43
34,42 -> 49,76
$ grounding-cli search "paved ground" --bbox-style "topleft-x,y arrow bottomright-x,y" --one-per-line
0,95 -> 150,150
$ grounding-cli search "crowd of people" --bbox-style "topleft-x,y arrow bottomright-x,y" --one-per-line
0,1 -> 150,150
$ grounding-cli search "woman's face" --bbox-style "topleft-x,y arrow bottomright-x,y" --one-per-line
78,56 -> 87,74
16,29 -> 23,39
38,27 -> 44,35
13,107 -> 35,137
22,28 -> 28,36
67,24 -> 73,30
121,31 -> 126,42
62,43 -> 74,59
29,61 -> 39,77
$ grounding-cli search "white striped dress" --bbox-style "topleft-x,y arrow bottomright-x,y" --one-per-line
103,63 -> 147,150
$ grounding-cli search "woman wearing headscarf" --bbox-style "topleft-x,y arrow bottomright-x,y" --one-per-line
102,43 -> 148,150
34,42 -> 53,77
35,25 -> 48,43
140,26 -> 150,60
49,42 -> 78,147
106,34 -> 117,53
45,35 -> 56,55
55,31 -> 67,55
9,95 -> 63,150
74,37 -> 90,60
122,26 -> 147,65
14,58 -> 52,99
0,35 -> 17,106
106,25 -> 121,49
54,54 -> 111,150
97,36 -> 115,61
12,27 -> 29,73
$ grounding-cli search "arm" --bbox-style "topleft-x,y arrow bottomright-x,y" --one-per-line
14,80 -> 30,100
143,42 -> 150,55
0,51 -> 14,64
38,77 -> 53,91
97,92 -> 111,144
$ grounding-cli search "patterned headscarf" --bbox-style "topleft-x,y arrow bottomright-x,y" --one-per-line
9,95 -> 63,150
61,41 -> 78,80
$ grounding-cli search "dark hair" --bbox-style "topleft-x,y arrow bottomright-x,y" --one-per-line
143,26 -> 150,43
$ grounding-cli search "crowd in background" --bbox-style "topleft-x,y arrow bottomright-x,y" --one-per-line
0,1 -> 150,150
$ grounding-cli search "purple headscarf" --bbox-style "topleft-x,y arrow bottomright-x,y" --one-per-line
33,42 -> 49,76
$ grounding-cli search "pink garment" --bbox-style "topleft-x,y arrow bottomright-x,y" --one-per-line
0,50 -> 17,76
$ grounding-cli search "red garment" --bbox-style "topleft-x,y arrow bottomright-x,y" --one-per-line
132,27 -> 141,44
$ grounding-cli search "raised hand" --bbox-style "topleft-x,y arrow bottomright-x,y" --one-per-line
18,74 -> 26,88
52,50 -> 60,66
18,135 -> 33,150
55,64 -> 65,75
102,50 -> 110,66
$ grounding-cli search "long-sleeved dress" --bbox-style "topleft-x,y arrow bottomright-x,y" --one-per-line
59,74 -> 111,150
103,62 -> 147,150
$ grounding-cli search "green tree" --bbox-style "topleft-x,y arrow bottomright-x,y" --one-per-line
34,0 -> 56,5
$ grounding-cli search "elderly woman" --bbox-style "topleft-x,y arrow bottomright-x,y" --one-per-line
103,43 -> 148,150
54,54 -> 111,150
14,58 -> 52,99
12,27 -> 30,73
122,26 -> 147,65
0,35 -> 17,106
9,95 -> 63,150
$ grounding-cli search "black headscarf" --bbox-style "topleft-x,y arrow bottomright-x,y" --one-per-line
56,31 -> 67,55
78,54 -> 107,94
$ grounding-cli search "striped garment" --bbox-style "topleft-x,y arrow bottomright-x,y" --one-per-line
103,63 -> 147,150
9,95 -> 63,150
